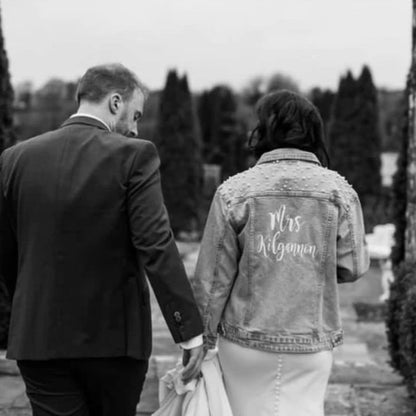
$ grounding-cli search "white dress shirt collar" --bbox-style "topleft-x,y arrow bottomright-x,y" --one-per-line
70,113 -> 111,132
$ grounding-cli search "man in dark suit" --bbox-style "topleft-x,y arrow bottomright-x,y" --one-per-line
0,63 -> 204,415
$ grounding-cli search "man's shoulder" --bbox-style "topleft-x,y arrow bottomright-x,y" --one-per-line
16,127 -> 154,153
2,130 -> 58,161
3,126 -> 157,170
110,134 -> 155,151
104,134 -> 158,160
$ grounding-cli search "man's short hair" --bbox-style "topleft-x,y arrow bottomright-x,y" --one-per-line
76,63 -> 149,104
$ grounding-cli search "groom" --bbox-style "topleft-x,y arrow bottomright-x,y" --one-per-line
0,64 -> 204,415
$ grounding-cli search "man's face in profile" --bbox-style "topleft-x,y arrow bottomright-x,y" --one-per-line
115,89 -> 145,138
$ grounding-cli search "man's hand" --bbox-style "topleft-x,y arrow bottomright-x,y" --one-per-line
181,345 -> 205,384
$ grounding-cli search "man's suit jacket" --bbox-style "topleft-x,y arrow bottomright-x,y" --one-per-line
0,116 -> 203,360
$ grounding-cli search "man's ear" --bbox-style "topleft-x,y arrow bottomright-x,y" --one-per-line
109,93 -> 122,115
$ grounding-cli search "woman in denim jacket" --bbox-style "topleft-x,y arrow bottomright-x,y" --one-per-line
192,90 -> 369,416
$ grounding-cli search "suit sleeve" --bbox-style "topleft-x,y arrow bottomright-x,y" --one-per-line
127,141 -> 203,343
0,154 -> 18,301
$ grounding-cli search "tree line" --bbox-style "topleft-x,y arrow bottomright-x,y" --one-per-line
10,66 -> 403,235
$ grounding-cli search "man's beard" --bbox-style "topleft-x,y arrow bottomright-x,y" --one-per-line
114,110 -> 129,137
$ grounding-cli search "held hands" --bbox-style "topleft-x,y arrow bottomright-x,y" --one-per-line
181,345 -> 206,384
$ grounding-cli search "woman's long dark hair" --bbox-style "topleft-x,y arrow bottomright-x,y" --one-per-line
249,90 -> 330,167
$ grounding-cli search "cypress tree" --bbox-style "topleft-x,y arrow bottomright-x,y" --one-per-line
329,67 -> 382,229
355,66 -> 382,198
329,71 -> 359,178
0,6 -> 14,349
266,73 -> 300,93
198,85 -> 247,180
242,73 -> 300,106
356,66 -> 384,230
310,87 -> 335,140
242,76 -> 264,106
0,7 -> 15,152
155,70 -> 203,235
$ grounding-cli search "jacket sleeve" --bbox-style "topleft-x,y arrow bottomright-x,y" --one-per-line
0,153 -> 18,300
127,141 -> 203,343
337,192 -> 370,283
192,190 -> 239,349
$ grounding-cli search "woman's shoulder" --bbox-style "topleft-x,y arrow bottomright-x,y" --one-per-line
217,166 -> 262,203
319,167 -> 360,206
215,163 -> 360,208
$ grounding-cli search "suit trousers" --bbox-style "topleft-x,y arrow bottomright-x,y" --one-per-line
17,357 -> 148,416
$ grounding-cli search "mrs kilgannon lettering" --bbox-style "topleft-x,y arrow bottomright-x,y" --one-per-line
256,205 -> 317,262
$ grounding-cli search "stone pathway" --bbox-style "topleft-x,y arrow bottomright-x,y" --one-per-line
1,247 -> 415,415
322,278 -> 415,416
0,354 -> 30,416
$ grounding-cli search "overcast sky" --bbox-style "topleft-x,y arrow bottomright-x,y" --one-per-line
1,0 -> 412,92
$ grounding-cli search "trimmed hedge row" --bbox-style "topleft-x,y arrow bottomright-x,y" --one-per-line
387,261 -> 416,397
387,261 -> 416,392
385,82 -> 416,396
400,284 -> 416,394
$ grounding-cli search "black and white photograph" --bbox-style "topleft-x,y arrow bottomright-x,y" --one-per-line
0,1 -> 414,415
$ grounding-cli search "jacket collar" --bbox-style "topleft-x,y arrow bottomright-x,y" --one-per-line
61,115 -> 111,132
256,148 -> 321,166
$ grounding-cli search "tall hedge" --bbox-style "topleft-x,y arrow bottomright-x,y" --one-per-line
385,2 -> 416,397
399,285 -> 416,396
386,80 -> 416,395
386,80 -> 408,372
386,261 -> 416,377
390,85 -> 409,268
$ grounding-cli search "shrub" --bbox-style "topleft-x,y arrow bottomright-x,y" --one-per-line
386,261 -> 416,378
399,285 -> 416,396
353,301 -> 387,322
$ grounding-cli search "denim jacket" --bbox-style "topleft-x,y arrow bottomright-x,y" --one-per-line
193,148 -> 370,353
